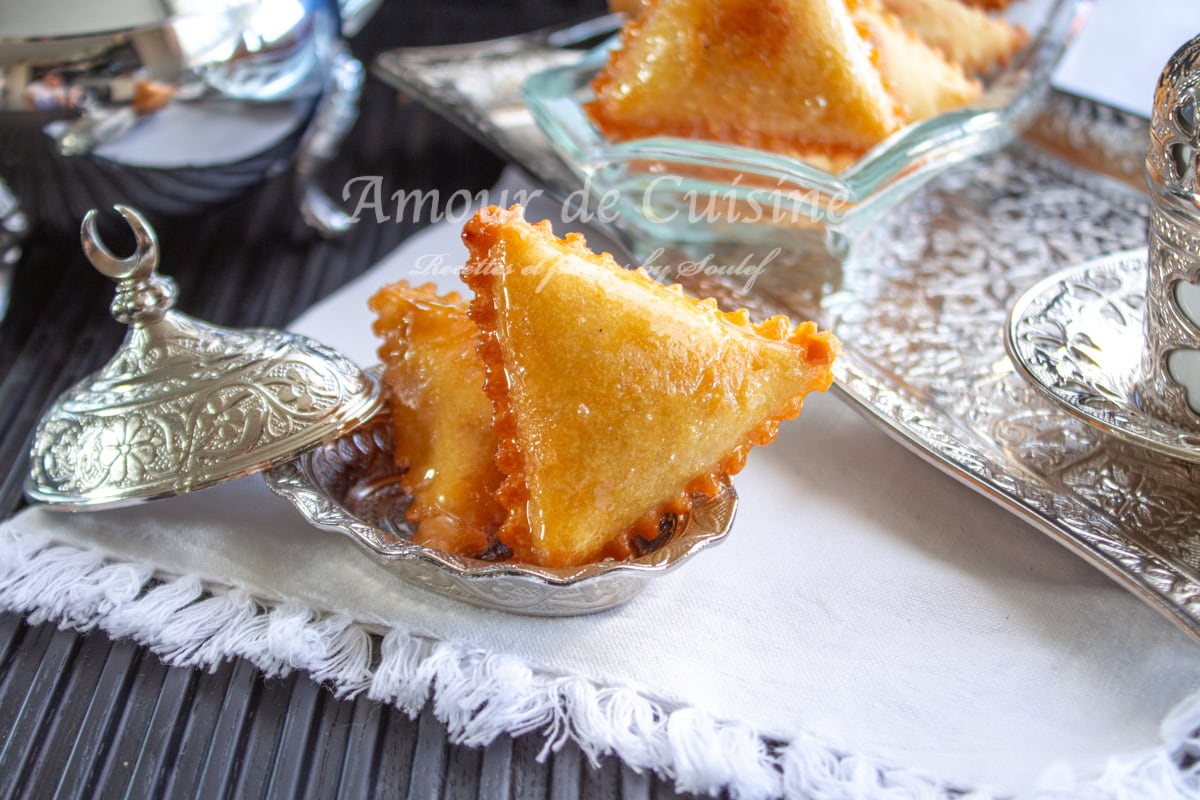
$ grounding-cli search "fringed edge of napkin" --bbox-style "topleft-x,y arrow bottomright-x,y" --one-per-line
1,526 -> 1197,800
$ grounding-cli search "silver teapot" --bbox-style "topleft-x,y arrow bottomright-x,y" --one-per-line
0,0 -> 379,261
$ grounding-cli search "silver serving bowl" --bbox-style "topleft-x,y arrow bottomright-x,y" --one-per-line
264,405 -> 738,616
0,0 -> 371,242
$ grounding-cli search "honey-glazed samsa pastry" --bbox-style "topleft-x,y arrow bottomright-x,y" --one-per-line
587,0 -> 903,166
855,0 -> 982,121
879,0 -> 1027,75
369,282 -> 504,558
462,206 -> 840,567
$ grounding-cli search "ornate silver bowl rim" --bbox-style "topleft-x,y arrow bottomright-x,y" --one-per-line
263,392 -> 738,615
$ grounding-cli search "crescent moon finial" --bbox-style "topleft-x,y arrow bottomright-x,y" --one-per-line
80,204 -> 159,282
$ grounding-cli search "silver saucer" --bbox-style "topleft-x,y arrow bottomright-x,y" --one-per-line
1006,250 -> 1200,462
264,400 -> 738,616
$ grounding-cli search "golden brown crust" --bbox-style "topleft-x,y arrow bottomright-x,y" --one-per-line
459,264 -> 539,564
856,0 -> 982,121
462,205 -> 840,567
587,0 -> 1024,171
466,262 -> 537,563
587,0 -> 902,160
879,0 -> 1027,74
368,281 -> 504,558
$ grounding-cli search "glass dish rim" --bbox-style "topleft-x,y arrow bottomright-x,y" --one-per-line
523,0 -> 1093,223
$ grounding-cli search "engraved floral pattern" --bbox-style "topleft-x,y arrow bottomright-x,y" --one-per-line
97,417 -> 162,484
194,393 -> 264,455
28,315 -> 379,502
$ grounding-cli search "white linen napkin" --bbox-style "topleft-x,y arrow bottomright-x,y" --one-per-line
4,174 -> 1200,799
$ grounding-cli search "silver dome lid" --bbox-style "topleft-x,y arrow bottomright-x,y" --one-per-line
25,204 -> 382,509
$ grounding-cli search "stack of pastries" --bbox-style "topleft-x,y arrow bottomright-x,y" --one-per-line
370,206 -> 839,568
587,0 -> 1027,172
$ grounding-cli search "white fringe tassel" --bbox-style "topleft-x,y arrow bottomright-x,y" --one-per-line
1,526 -> 1196,800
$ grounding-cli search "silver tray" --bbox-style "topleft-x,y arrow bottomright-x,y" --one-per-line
373,26 -> 1200,643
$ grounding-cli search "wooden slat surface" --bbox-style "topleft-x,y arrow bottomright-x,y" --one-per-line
0,1 -> 700,797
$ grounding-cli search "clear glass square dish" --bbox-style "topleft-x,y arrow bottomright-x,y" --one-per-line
524,0 -> 1093,251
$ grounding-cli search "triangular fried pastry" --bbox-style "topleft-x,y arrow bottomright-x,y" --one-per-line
855,0 -> 982,121
369,282 -> 503,558
462,206 -> 840,567
879,0 -> 1027,74
587,0 -> 902,161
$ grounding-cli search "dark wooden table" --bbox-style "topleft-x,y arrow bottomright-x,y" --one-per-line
0,2 -> 695,796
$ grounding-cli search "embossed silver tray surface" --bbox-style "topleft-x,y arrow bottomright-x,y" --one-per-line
264,405 -> 738,616
375,32 -> 1200,642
